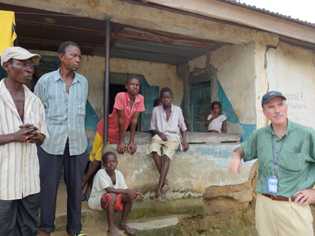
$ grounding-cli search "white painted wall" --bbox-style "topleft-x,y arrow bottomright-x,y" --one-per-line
210,43 -> 256,125
188,43 -> 257,134
266,42 -> 315,128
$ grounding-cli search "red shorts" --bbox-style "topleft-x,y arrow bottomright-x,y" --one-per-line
100,193 -> 124,211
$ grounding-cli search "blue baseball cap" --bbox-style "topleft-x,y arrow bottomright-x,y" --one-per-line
261,91 -> 286,106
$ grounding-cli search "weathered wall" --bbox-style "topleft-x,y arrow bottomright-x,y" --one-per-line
110,58 -> 182,105
210,43 -> 256,126
34,51 -> 181,118
188,43 -> 257,137
256,42 -> 315,128
104,133 -> 254,199
80,56 -> 182,117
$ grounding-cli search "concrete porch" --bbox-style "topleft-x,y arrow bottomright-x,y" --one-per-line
52,132 -> 258,235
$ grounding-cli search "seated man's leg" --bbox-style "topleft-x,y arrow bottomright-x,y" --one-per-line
158,140 -> 180,197
0,199 -> 17,236
152,152 -> 162,174
101,193 -> 120,236
119,193 -> 136,236
149,135 -> 164,196
16,193 -> 40,236
158,156 -> 170,198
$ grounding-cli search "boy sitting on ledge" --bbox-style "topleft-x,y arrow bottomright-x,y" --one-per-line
148,87 -> 189,200
88,152 -> 142,236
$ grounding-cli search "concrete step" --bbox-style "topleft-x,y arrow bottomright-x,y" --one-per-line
53,215 -> 184,236
127,215 -> 183,236
54,198 -> 204,231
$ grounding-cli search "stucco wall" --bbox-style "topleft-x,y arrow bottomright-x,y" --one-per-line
79,56 -> 182,117
264,42 -> 315,128
110,58 -> 182,105
188,43 -> 257,136
210,43 -> 256,125
33,51 -> 182,118
104,132 -> 253,199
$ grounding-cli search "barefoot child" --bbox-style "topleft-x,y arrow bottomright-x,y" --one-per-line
82,77 -> 145,196
149,87 -> 189,199
88,152 -> 141,236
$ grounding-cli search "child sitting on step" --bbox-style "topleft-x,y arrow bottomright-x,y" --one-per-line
88,152 -> 142,236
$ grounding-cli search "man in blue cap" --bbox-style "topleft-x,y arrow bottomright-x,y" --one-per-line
229,90 -> 315,236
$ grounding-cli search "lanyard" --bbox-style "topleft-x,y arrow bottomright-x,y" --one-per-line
271,135 -> 284,177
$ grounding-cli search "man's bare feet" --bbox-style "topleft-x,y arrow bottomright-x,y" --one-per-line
161,183 -> 169,194
119,224 -> 136,236
155,187 -> 161,199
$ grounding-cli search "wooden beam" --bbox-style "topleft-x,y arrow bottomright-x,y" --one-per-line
112,27 -> 220,48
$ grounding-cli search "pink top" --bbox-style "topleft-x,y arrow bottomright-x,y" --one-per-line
108,92 -> 145,143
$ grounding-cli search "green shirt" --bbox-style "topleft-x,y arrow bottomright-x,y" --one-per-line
241,121 -> 315,197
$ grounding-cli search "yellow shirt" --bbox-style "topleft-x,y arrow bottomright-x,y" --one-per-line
0,11 -> 17,54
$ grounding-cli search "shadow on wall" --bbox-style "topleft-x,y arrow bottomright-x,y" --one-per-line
217,81 -> 256,141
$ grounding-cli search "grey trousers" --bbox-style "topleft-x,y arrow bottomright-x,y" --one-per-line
0,193 -> 40,236
38,142 -> 88,235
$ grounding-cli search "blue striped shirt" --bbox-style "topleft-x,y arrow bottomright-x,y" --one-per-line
34,69 -> 88,156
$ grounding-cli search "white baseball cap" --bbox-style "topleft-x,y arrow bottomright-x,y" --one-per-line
1,46 -> 40,67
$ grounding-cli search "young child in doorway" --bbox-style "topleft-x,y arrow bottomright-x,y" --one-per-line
88,152 -> 142,236
207,101 -> 227,133
148,87 -> 189,200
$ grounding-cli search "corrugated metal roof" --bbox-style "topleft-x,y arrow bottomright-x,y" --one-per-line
221,0 -> 315,28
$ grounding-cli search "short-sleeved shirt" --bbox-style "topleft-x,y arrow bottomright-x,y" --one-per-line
88,169 -> 128,210
150,104 -> 187,141
108,92 -> 145,144
0,79 -> 48,200
241,120 -> 315,197
207,114 -> 227,133
34,69 -> 88,156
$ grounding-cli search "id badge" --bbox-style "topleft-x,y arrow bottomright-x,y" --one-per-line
267,176 -> 278,194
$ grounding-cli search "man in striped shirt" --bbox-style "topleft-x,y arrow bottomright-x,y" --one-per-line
0,47 -> 48,235
34,41 -> 88,236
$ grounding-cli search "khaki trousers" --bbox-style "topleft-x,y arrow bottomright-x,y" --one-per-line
256,194 -> 314,236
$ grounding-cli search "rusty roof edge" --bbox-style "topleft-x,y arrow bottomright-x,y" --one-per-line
221,0 -> 315,28
130,0 -> 315,46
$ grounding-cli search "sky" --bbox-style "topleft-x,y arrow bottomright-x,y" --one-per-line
239,0 -> 315,23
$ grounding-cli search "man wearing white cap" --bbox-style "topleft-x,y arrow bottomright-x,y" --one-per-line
0,46 -> 48,235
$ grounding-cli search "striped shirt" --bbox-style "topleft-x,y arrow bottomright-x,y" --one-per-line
34,69 -> 88,156
0,79 -> 48,200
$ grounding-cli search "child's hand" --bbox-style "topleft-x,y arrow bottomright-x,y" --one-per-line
182,142 -> 189,151
127,190 -> 138,200
117,143 -> 126,154
127,143 -> 137,154
135,192 -> 144,200
158,132 -> 168,141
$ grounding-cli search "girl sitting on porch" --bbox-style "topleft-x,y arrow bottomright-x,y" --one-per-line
207,101 -> 227,133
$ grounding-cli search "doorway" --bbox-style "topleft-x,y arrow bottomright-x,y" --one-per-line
189,72 -> 212,132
